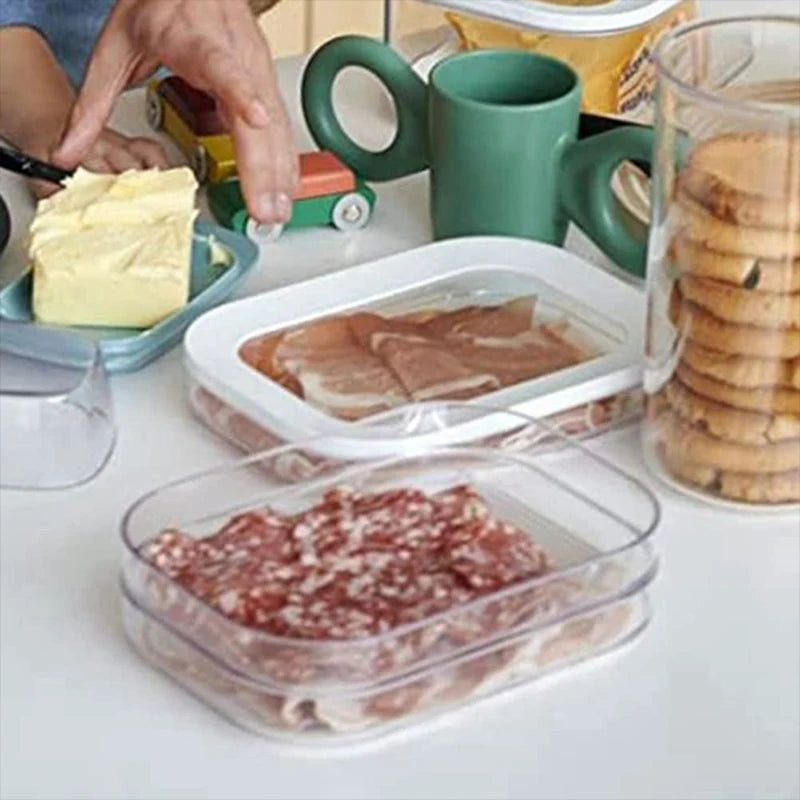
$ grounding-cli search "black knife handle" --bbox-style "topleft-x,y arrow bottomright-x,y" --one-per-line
0,145 -> 73,185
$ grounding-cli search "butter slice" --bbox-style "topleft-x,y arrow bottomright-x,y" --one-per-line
30,167 -> 198,328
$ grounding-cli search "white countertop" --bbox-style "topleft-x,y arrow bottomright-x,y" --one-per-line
1,52 -> 798,800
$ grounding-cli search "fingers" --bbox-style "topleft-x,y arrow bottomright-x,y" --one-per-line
54,14 -> 138,167
101,133 -> 168,171
81,150 -> 115,175
49,0 -> 298,224
201,46 -> 271,129
230,113 -> 297,224
126,136 -> 169,168
165,6 -> 297,223
221,41 -> 298,222
29,179 -> 61,201
103,144 -> 142,172
69,131 -> 171,176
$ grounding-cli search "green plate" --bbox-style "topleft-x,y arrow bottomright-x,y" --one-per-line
0,221 -> 258,373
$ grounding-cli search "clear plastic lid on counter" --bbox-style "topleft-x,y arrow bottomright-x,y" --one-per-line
121,401 -> 659,743
184,238 -> 646,462
0,321 -> 116,489
395,0 -> 686,36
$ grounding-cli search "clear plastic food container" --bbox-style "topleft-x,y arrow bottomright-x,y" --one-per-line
190,380 -> 642,470
0,321 -> 116,489
184,238 -> 645,460
642,17 -> 800,510
121,402 -> 659,743
387,0 -> 694,118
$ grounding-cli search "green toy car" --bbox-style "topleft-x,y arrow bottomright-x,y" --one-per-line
206,150 -> 376,244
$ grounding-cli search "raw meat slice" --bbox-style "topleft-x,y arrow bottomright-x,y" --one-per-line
348,312 -> 502,401
274,316 -> 357,361
143,484 -> 554,643
240,319 -> 358,384
239,332 -> 286,381
237,296 -> 591,420
287,352 -> 409,420
447,328 -> 584,388
273,317 -> 410,419
435,297 -> 588,375
421,305 -> 486,338
374,336 -> 500,401
351,298 -> 582,396
347,311 -> 425,349
430,297 -> 535,340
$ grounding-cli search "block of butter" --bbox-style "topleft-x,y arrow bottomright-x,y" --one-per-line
30,166 -> 198,328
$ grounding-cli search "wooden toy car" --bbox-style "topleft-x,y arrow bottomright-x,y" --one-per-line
145,76 -> 236,183
146,76 -> 375,243
207,151 -> 376,244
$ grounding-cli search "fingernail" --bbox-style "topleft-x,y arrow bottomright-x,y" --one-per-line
253,193 -> 275,223
274,193 -> 292,222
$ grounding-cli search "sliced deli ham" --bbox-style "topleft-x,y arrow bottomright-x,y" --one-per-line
348,312 -> 502,401
238,295 -> 592,420
374,336 -> 500,401
283,351 -> 408,420
429,297 -> 535,340
272,318 -> 410,419
447,328 -> 585,388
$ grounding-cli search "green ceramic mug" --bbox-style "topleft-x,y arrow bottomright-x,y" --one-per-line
302,36 -> 654,277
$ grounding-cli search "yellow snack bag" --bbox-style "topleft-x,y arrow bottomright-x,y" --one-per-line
446,0 -> 697,118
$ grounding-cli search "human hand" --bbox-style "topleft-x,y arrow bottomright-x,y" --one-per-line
0,25 -> 167,200
54,0 -> 298,224
30,128 -> 168,199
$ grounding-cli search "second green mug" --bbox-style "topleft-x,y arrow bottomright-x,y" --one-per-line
302,36 -> 654,278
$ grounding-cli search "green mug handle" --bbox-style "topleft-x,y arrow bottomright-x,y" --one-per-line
559,126 -> 655,278
301,35 -> 430,181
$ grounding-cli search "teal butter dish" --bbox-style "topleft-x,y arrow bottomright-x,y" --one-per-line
0,221 -> 258,373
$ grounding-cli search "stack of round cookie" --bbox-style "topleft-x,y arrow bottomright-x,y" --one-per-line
654,131 -> 800,505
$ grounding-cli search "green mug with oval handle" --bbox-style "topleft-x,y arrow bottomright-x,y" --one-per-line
302,36 -> 654,278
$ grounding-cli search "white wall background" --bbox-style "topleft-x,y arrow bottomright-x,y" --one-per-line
699,0 -> 800,16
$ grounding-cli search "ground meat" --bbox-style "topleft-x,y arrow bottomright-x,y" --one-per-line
141,485 -> 554,643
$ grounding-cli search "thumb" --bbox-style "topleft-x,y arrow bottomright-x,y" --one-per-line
54,29 -> 138,166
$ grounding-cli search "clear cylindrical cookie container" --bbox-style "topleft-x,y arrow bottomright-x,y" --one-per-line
643,16 -> 800,508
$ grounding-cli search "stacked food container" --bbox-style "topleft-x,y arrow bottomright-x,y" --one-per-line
184,238 -> 646,459
115,234 -> 663,742
122,402 -> 659,742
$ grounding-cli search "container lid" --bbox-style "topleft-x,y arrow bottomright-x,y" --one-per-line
417,0 -> 685,36
0,321 -> 116,489
184,237 -> 644,460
